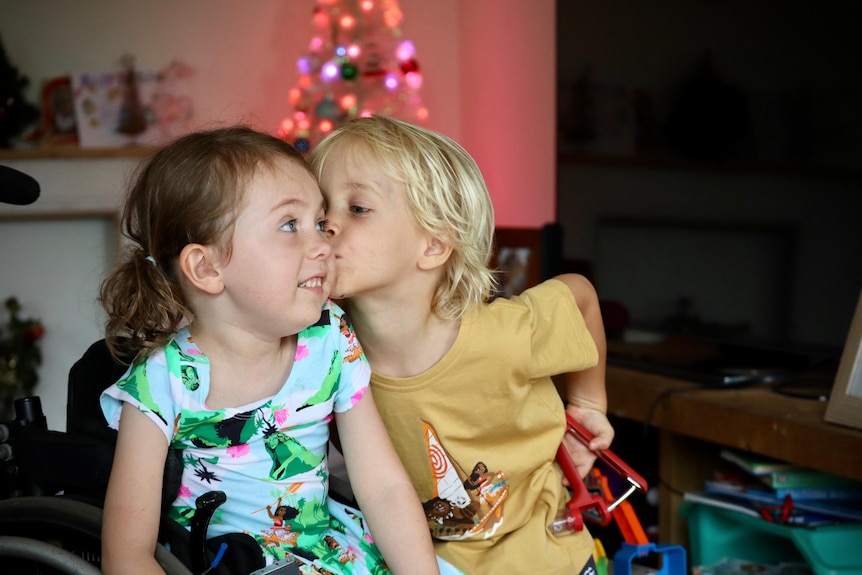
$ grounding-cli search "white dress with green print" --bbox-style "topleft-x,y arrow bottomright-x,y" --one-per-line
100,301 -> 412,575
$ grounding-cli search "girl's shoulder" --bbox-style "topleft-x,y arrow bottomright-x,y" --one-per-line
128,327 -> 209,397
295,301 -> 365,370
301,299 -> 354,335
325,298 -> 347,316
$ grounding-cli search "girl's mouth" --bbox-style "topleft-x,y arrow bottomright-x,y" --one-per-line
299,277 -> 324,288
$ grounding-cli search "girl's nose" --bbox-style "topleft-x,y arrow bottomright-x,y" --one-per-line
311,231 -> 333,259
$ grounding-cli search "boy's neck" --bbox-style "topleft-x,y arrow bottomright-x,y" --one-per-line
344,297 -> 460,379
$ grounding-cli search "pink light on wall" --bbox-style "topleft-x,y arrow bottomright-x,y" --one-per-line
458,0 -> 556,228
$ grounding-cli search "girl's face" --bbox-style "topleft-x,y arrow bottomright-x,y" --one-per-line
318,141 -> 429,301
218,157 -> 332,338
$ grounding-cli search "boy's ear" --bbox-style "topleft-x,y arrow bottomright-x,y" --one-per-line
178,243 -> 224,295
418,237 -> 453,271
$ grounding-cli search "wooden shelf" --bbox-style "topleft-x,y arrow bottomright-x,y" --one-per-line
558,150 -> 862,182
607,365 -> 862,480
606,364 -> 862,545
0,146 -> 156,160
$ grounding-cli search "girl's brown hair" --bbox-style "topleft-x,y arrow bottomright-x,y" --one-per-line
100,126 -> 309,361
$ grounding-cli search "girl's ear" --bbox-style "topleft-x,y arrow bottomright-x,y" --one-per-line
418,237 -> 453,271
178,243 -> 224,295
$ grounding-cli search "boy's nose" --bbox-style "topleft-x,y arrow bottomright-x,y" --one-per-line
325,218 -> 339,238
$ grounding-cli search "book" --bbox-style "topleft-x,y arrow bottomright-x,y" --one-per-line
758,469 -> 862,490
702,483 -> 862,523
770,486 -> 862,501
720,449 -> 862,490
684,490 -> 760,518
719,449 -> 802,475
706,478 -> 862,502
684,490 -> 837,527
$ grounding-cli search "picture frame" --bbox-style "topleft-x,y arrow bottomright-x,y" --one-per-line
492,228 -> 542,297
40,76 -> 79,145
70,62 -> 193,148
825,287 -> 862,430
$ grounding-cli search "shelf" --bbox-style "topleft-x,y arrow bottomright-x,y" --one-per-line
558,150 -> 862,182
0,146 -> 156,160
606,364 -> 862,545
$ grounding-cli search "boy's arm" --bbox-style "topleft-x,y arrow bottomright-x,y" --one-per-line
336,389 -> 441,575
554,274 -> 615,479
102,404 -> 170,574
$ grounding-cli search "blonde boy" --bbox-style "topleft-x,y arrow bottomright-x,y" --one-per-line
310,116 -> 613,575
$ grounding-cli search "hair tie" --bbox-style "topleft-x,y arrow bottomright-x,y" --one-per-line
145,256 -> 158,267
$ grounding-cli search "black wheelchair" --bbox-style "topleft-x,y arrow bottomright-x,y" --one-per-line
0,339 -> 279,575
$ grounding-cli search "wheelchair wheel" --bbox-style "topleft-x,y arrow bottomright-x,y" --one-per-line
0,496 -> 192,574
0,535 -> 101,575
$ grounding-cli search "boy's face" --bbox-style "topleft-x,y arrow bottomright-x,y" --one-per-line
218,157 -> 332,338
319,140 -> 430,300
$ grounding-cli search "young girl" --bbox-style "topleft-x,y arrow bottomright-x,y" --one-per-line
98,126 -> 454,575
309,116 -> 614,575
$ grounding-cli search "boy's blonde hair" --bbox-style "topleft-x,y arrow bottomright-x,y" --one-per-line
309,116 -> 497,320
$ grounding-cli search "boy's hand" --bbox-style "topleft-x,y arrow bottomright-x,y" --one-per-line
560,404 -> 614,485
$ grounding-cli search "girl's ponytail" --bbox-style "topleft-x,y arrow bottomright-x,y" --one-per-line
100,248 -> 189,363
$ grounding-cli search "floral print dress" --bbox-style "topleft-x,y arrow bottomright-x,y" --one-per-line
101,302 -> 389,574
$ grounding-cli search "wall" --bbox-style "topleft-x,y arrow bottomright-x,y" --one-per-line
1,0 -> 556,226
0,0 -> 461,142
459,0 -> 556,227
0,0 -> 556,428
556,0 -> 862,349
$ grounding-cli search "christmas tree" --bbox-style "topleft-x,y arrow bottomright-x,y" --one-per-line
279,0 -> 428,153
0,35 -> 40,148
116,55 -> 148,138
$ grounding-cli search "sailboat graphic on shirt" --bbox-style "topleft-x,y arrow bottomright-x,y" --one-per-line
420,421 -> 509,540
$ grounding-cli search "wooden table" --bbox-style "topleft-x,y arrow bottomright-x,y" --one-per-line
605,365 -> 862,545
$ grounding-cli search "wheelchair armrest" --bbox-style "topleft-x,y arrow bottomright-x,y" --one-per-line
1,423 -> 114,500
190,491 -> 227,574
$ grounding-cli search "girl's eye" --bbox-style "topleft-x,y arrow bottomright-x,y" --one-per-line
280,220 -> 297,232
316,219 -> 330,233
349,205 -> 370,215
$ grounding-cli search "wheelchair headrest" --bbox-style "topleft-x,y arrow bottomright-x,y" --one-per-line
66,339 -> 133,444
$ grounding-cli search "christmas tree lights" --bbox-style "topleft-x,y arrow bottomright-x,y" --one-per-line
279,0 -> 428,153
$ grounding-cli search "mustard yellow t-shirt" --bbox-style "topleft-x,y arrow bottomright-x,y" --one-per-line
371,279 -> 599,575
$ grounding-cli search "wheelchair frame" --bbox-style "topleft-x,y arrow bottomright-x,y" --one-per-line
0,395 -> 197,574
0,339 -> 263,575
